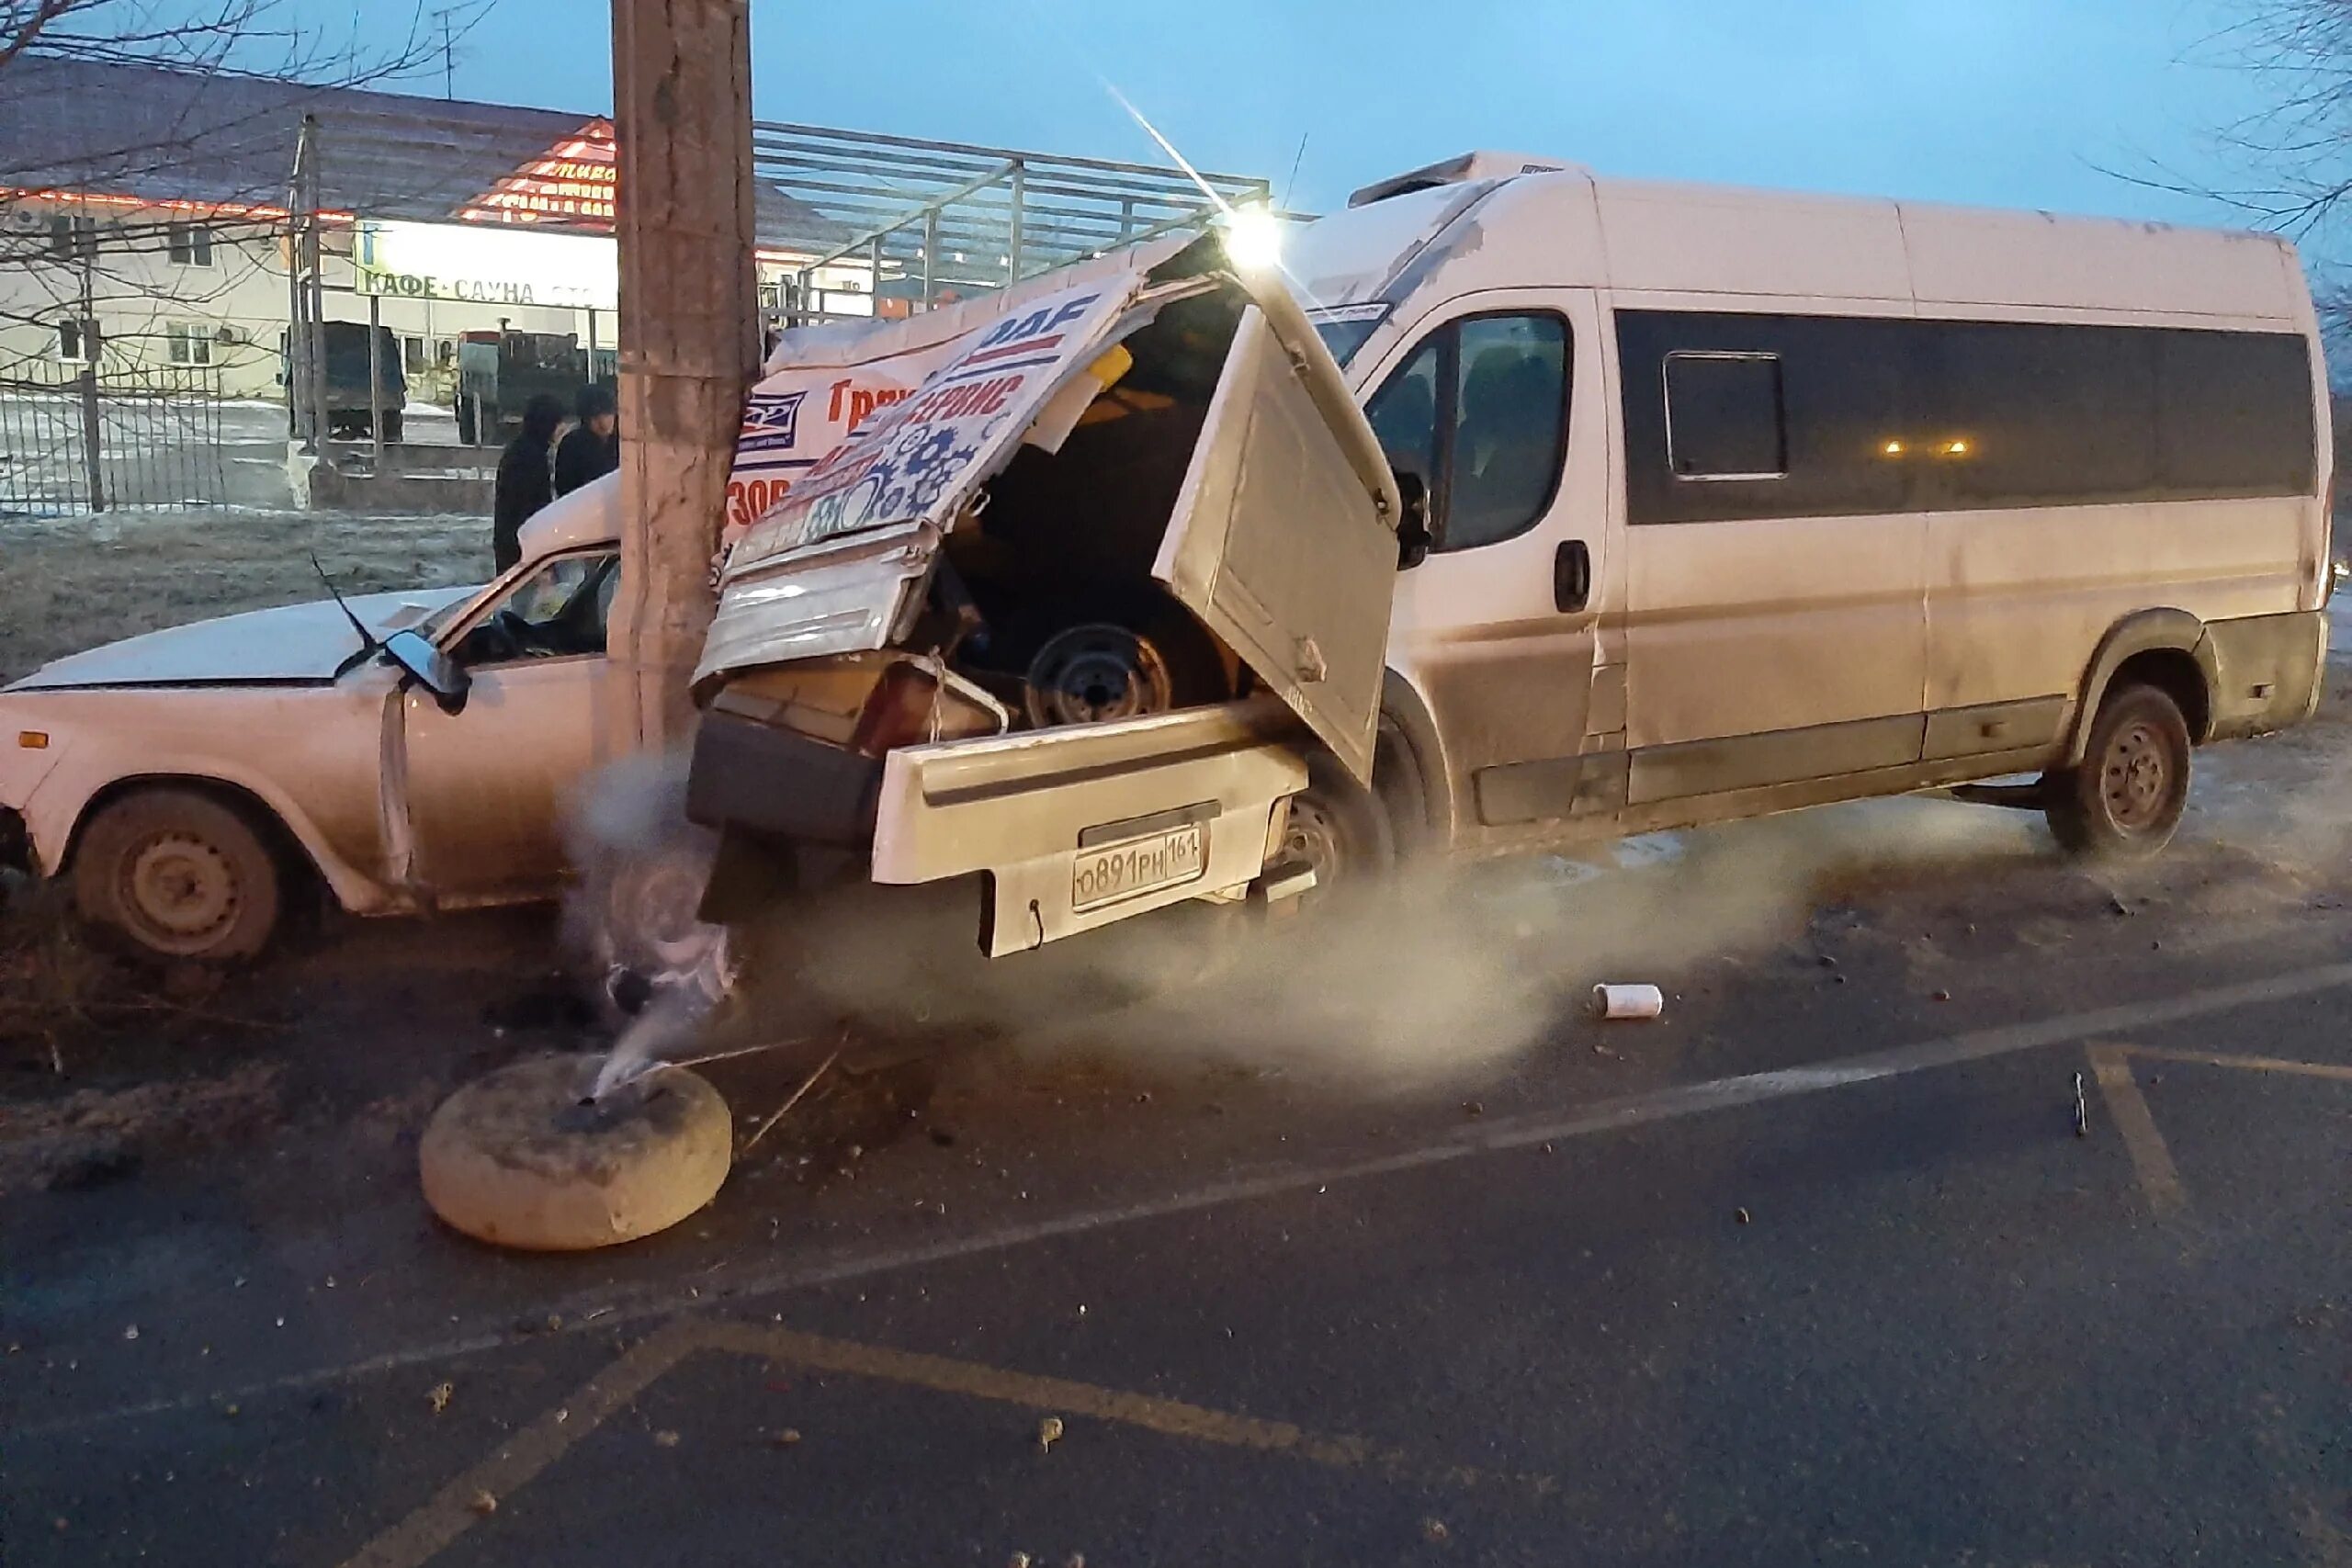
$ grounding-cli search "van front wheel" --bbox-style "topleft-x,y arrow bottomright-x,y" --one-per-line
1282,752 -> 1395,906
2045,682 -> 2192,862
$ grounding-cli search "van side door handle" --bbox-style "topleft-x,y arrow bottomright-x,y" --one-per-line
1555,540 -> 1591,614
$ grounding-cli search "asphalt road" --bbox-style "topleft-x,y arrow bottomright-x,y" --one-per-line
6,691 -> 2351,1565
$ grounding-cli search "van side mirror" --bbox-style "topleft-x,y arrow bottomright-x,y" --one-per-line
1395,470 -> 1433,570
383,628 -> 471,716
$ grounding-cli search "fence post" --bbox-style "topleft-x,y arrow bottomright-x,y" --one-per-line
302,119 -> 329,457
76,329 -> 104,514
1008,159 -> 1025,282
76,236 -> 104,513
921,206 -> 939,310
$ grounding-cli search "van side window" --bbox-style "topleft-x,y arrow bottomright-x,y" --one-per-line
1665,353 -> 1787,479
1366,336 -> 1442,488
1363,311 -> 1570,553
1452,316 -> 1569,549
1619,310 -> 2314,525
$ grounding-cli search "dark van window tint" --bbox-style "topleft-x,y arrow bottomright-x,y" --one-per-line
1365,335 -> 1442,488
1666,354 -> 1786,478
1620,310 -> 2315,525
1620,311 -> 1910,525
1924,322 -> 2158,504
1452,315 -> 1568,549
1363,312 -> 1570,553
2154,329 -> 2316,496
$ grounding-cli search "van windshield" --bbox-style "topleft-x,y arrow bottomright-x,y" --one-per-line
1314,317 -> 1381,367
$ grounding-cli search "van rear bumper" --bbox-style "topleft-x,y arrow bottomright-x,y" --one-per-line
2202,608 -> 2328,739
685,708 -> 882,849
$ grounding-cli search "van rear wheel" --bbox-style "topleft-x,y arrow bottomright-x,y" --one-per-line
2045,682 -> 2192,862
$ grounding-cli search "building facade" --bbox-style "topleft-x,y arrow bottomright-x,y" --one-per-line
0,57 -> 1269,410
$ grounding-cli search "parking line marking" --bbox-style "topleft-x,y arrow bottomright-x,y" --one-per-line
2086,1044 -> 2186,1219
338,1318 -> 703,1568
2122,1045 -> 2352,1083
340,1315 -> 1561,1568
32,955 -> 2352,1441
697,1318 -> 1561,1500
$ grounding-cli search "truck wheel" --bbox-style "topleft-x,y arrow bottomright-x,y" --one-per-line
73,788 -> 282,961
1283,750 -> 1396,905
2045,682 -> 2192,861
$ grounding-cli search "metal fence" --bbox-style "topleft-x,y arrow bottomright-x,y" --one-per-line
0,360 -> 229,516
751,121 -> 1273,325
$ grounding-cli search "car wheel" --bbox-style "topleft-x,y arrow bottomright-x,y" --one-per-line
2045,682 -> 2192,861
455,396 -> 478,446
1283,750 -> 1396,907
1022,622 -> 1176,727
73,788 -> 282,961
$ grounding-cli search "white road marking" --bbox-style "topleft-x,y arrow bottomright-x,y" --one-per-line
25,955 -> 2352,1439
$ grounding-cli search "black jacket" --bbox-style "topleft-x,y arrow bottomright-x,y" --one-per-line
492,434 -> 554,572
553,426 -> 620,497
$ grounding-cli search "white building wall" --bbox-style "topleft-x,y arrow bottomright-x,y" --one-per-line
1,198 -> 877,408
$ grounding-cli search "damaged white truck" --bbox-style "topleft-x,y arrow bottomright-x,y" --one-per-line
684,231 -> 1406,957
0,153 -> 2330,969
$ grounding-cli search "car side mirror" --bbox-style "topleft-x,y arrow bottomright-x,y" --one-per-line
383,628 -> 471,716
1395,469 -> 1433,570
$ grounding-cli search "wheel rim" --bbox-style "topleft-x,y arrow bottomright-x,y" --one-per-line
2099,718 -> 2174,832
607,851 -> 741,1003
1283,793 -> 1346,895
1024,626 -> 1172,728
121,831 -> 240,951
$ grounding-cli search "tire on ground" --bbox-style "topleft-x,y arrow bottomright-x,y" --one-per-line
420,1055 -> 733,1251
71,787 -> 283,962
2044,682 -> 2193,862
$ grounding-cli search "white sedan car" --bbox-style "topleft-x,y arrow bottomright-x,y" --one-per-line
0,481 -> 626,961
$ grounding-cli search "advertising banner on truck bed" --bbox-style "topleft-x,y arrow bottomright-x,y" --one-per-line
719,239 -> 1191,559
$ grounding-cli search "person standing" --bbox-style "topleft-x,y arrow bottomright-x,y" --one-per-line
554,382 -> 621,497
492,393 -> 565,572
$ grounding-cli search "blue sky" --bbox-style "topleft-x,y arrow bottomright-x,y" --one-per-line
389,0 -> 2296,255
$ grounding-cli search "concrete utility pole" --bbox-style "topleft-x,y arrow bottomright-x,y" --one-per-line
607,0 -> 759,754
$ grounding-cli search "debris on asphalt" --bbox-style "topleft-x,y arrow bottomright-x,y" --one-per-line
1593,983 -> 1665,1021
1463,1100 -> 1484,1118
1037,1416 -> 1065,1452
429,1382 -> 453,1415
1735,1207 -> 1753,1225
1932,989 -> 1952,1003
654,1429 -> 681,1448
121,1325 -> 137,1341
741,1047 -> 843,1156
469,1490 -> 497,1517
1423,1517 -> 1451,1543
771,1427 -> 802,1448
1009,1554 -> 1033,1568
2109,893 -> 2134,917
2073,1072 -> 2089,1138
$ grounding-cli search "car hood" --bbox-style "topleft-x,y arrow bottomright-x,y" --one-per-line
6,588 -> 476,691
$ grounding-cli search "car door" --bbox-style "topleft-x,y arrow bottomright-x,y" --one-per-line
1357,291 -> 1607,838
398,550 -> 617,900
